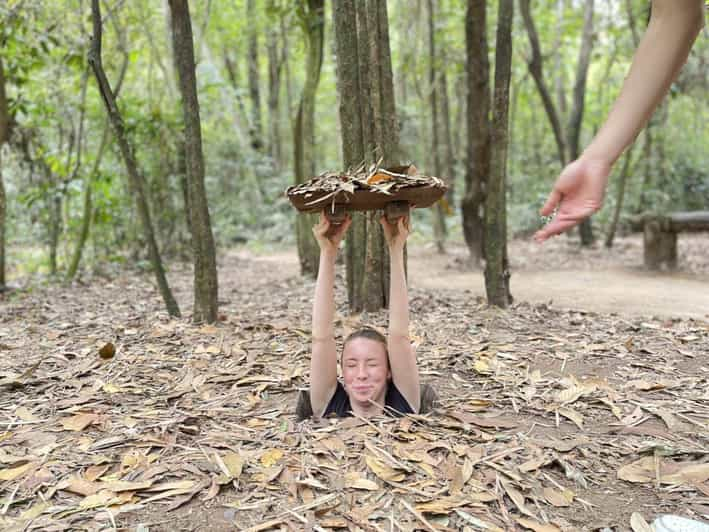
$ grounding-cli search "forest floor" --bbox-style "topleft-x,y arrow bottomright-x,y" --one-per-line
0,234 -> 708,532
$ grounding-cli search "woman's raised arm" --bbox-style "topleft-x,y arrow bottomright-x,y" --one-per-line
309,212 -> 351,417
381,215 -> 420,413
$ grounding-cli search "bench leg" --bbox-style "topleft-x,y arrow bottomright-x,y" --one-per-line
644,221 -> 677,270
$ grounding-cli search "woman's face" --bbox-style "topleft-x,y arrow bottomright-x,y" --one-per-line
342,337 -> 391,406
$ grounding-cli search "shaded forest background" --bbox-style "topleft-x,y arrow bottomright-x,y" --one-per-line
1,0 -> 707,283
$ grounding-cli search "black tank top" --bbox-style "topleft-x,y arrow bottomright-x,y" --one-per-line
323,381 -> 414,418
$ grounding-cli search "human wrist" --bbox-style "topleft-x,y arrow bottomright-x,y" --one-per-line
388,244 -> 405,258
577,147 -> 615,174
320,248 -> 338,262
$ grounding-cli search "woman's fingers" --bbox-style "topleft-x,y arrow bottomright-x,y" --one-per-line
539,188 -> 562,217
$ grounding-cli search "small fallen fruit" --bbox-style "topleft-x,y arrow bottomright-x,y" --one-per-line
98,342 -> 116,359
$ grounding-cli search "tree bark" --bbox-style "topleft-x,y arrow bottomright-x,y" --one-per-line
294,0 -> 325,278
89,0 -> 180,317
638,126 -> 652,213
281,15 -> 294,137
333,0 -> 398,312
427,0 -> 446,254
67,124 -> 110,280
440,70 -> 456,206
0,56 -> 9,290
358,0 -> 384,313
462,0 -> 490,265
484,0 -> 513,308
569,0 -> 595,246
247,0 -> 264,151
333,0 -> 366,310
169,0 -> 219,324
604,143 -> 635,248
554,0 -> 567,120
48,182 -> 62,276
267,27 -> 283,168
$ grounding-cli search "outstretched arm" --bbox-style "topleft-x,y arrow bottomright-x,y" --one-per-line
535,0 -> 704,242
381,215 -> 420,413
310,212 -> 351,417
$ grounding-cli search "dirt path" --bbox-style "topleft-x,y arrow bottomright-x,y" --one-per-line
253,234 -> 709,320
408,244 -> 709,320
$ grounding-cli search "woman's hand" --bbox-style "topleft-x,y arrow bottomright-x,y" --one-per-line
380,214 -> 410,253
534,156 -> 611,242
312,211 -> 352,255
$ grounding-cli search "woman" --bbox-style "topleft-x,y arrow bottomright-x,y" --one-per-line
309,211 -> 420,418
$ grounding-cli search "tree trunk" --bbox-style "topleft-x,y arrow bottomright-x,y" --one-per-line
519,0 -> 566,168
0,56 -> 9,290
49,192 -> 62,276
462,0 -> 490,265
440,70 -> 456,207
554,0 -> 567,121
89,0 -> 180,317
568,0 -> 595,246
484,0 -> 513,308
281,15 -> 294,139
358,0 -> 385,313
333,0 -> 399,312
294,0 -> 325,278
427,0 -> 446,253
169,0 -> 219,324
604,143 -> 635,248
267,32 -> 283,169
246,0 -> 264,151
333,0 -> 367,310
638,126 -> 652,213
67,124 -> 111,280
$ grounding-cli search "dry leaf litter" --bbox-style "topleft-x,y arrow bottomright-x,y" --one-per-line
0,238 -> 707,531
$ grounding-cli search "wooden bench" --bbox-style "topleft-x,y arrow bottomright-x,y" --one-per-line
643,211 -> 709,270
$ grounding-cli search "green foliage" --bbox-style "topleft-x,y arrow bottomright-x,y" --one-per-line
1,0 -> 706,284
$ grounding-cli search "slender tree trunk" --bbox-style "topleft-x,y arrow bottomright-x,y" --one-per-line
294,0 -> 325,278
246,0 -> 264,151
50,195 -> 62,275
68,30 -> 129,280
267,33 -> 283,169
223,52 -> 251,139
427,0 -> 445,253
169,0 -> 219,323
67,125 -> 111,280
452,77 -> 465,183
604,143 -> 635,248
638,127 -> 652,213
0,57 -> 9,290
440,70 -> 455,206
485,0 -> 514,308
89,0 -> 180,317
462,0 -> 489,265
569,0 -> 595,246
554,0 -> 567,121
519,0 -> 566,167
281,15 -> 294,138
